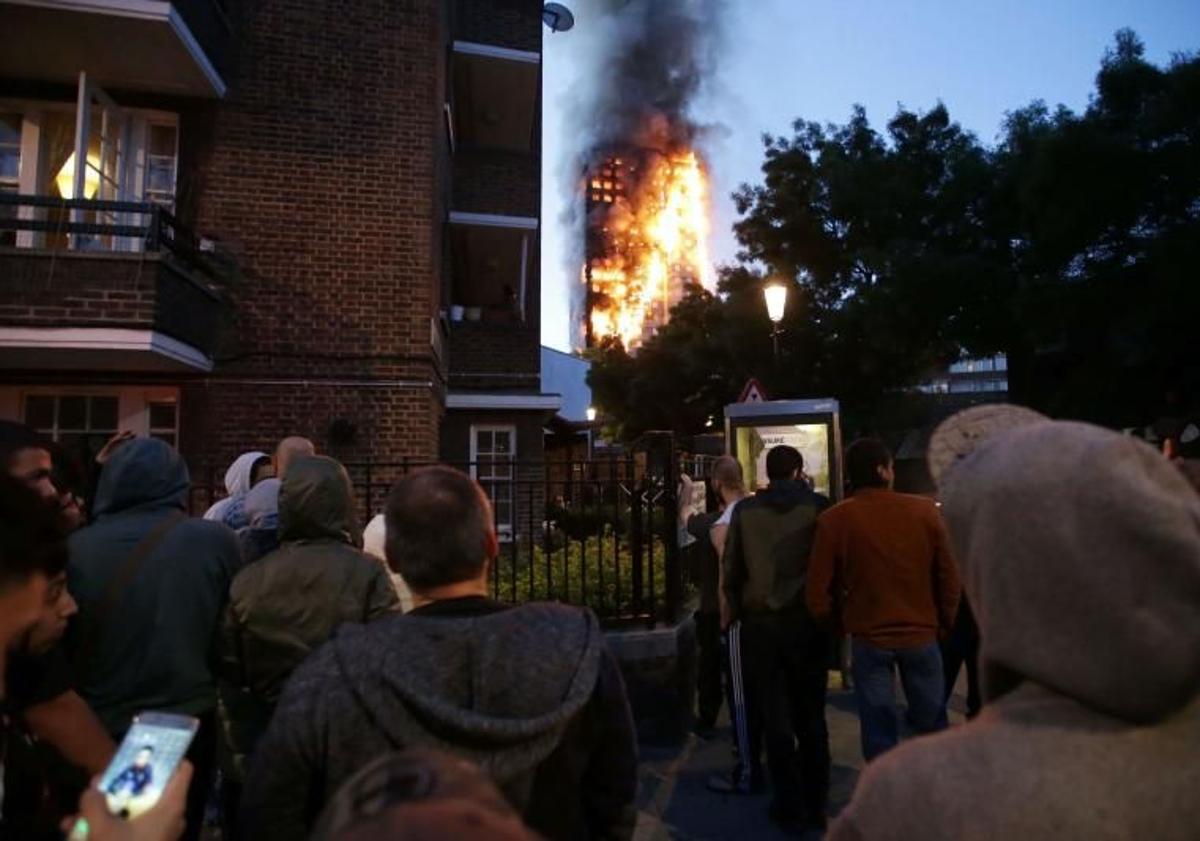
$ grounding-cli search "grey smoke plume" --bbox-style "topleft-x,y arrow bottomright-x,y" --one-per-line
580,0 -> 726,152
556,0 -> 727,348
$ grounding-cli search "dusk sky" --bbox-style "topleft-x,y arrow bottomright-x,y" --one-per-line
540,0 -> 1200,352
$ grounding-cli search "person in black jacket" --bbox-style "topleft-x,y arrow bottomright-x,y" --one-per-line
723,445 -> 831,834
239,466 -> 638,841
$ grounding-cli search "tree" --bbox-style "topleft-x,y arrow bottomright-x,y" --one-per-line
994,30 -> 1200,424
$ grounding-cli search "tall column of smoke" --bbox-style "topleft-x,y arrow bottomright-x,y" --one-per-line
557,0 -> 727,350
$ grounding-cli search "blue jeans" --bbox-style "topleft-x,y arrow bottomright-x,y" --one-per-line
851,639 -> 948,761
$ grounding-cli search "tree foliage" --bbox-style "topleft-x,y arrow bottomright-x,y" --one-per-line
588,31 -> 1200,439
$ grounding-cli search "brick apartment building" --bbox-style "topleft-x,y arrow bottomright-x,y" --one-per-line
0,0 -> 557,533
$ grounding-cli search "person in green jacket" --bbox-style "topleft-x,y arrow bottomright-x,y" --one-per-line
218,455 -> 398,834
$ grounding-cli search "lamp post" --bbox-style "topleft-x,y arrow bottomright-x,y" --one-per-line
763,282 -> 788,362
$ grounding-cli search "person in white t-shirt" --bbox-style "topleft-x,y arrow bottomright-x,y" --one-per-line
704,457 -> 762,795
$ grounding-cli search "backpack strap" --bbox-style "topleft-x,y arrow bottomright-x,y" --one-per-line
75,511 -> 186,681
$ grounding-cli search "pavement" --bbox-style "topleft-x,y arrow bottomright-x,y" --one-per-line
632,675 -> 971,840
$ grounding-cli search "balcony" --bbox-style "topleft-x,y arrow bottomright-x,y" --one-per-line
0,0 -> 229,98
450,40 -> 539,153
0,194 -> 227,372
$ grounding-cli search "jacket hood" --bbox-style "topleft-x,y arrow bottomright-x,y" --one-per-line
940,420 -> 1200,723
243,478 -> 281,530
278,456 -> 360,545
760,479 -> 824,512
330,602 -> 603,781
224,451 -> 268,497
93,438 -> 189,517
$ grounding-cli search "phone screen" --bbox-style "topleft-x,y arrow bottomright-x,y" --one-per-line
97,712 -> 198,819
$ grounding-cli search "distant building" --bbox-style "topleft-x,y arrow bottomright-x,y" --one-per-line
916,354 -> 1009,397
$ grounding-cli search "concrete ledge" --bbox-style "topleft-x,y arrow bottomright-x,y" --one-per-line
607,617 -> 698,746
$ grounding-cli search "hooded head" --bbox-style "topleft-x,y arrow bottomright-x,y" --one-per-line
243,478 -> 281,531
224,451 -> 270,499
93,437 -> 189,517
310,748 -> 535,841
940,420 -> 1200,723
278,456 -> 360,545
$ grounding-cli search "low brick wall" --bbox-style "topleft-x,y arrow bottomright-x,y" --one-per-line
607,618 -> 698,746
0,249 -> 223,355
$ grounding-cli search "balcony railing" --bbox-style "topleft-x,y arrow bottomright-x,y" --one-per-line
0,194 -> 223,282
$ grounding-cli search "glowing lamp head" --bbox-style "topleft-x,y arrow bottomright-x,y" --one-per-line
586,406 -> 597,423
764,283 -> 788,324
55,153 -> 101,200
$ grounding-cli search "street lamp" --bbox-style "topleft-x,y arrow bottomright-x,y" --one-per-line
586,406 -> 597,423
763,282 -> 788,361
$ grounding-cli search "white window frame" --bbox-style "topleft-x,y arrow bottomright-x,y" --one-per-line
13,385 -> 180,444
469,424 -> 517,539
22,392 -> 121,444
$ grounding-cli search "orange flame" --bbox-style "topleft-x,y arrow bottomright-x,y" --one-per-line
586,149 -> 712,349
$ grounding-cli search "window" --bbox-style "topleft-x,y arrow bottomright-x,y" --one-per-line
471,425 -> 516,537
24,394 -> 119,457
148,401 -> 178,446
0,112 -> 20,247
144,123 -> 178,209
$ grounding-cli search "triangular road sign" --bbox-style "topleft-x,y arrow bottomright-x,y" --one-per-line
738,378 -> 769,403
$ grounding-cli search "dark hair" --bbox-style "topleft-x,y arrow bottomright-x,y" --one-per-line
384,467 -> 493,590
846,438 -> 893,490
0,420 -> 49,471
765,445 -> 803,481
250,455 -> 273,487
0,474 -> 69,592
139,745 -> 155,753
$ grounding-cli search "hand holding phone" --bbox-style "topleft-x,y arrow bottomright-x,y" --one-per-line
67,761 -> 192,841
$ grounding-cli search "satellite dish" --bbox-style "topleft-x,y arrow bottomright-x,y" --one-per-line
543,2 -> 575,33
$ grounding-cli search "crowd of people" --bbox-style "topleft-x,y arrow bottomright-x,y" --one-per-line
0,402 -> 1197,841
678,403 -> 1200,838
0,423 -> 636,841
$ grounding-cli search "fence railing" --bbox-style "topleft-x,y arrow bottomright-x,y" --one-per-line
0,194 -> 220,280
190,456 -> 687,628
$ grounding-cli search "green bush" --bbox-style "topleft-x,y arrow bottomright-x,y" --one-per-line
492,535 -> 673,618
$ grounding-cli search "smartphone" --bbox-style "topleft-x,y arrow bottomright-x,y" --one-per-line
96,712 -> 198,819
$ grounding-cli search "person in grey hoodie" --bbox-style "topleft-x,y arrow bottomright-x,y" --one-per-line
828,416 -> 1200,841
67,437 -> 240,841
238,466 -> 638,841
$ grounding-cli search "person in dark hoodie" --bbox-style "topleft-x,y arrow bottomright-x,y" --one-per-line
238,465 -> 638,841
218,456 -> 398,829
828,414 -> 1200,841
67,437 -> 240,841
721,445 -> 831,834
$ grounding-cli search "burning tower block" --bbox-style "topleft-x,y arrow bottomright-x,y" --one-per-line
583,148 -> 711,350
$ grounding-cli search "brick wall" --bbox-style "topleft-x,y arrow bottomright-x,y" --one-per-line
179,0 -> 449,463
453,0 -> 541,51
452,150 -> 539,217
0,251 -> 223,353
180,379 -> 443,472
447,320 -> 540,390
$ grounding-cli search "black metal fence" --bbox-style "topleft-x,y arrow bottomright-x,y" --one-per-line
0,194 -> 223,280
190,450 -> 688,628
